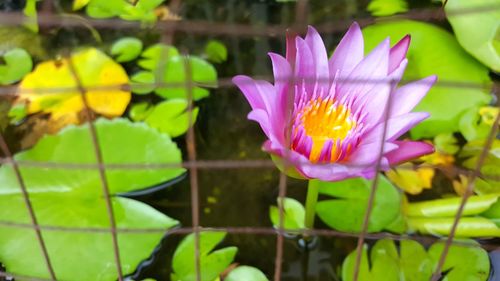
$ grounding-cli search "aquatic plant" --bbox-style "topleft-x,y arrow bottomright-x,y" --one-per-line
233,23 -> 436,182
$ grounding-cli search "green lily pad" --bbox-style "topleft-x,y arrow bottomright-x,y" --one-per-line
0,48 -> 32,85
130,102 -> 154,121
445,0 -> 500,72
459,139 -> 500,193
0,118 -> 185,195
269,197 -> 306,230
23,0 -> 38,33
434,133 -> 459,155
138,44 -> 180,71
315,176 -> 401,233
144,99 -> 199,138
225,266 -> 269,281
428,241 -> 490,281
111,37 -> 143,62
367,0 -> 408,17
171,232 -> 237,281
458,107 -> 492,142
204,40 -> 228,63
342,239 -> 488,281
131,71 -> 156,94
363,20 -> 492,138
0,192 -> 177,281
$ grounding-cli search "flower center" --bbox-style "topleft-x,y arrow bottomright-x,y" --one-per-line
292,97 -> 357,163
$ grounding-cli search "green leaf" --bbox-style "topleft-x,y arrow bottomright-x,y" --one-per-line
225,266 -> 269,281
23,0 -> 38,32
0,118 -> 185,195
269,197 -> 306,230
130,102 -> 154,121
86,0 -> 126,18
138,44 -> 179,71
367,0 -> 408,17
459,139 -> 500,193
362,20 -> 492,138
0,187 -> 178,281
171,232 -> 237,281
204,40 -> 228,63
434,133 -> 459,155
73,0 -> 91,10
428,241 -> 490,280
144,99 -> 199,138
315,175 -> 401,233
407,194 -> 499,217
131,71 -> 156,94
445,0 -> 500,72
111,37 -> 143,62
458,107 -> 491,142
342,239 -> 489,281
0,48 -> 33,85
407,217 -> 500,237
155,56 -> 217,101
7,103 -> 27,124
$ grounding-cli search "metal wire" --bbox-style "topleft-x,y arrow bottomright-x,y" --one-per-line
0,1 -> 499,281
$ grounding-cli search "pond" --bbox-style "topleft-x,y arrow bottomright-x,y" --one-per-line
0,0 -> 499,281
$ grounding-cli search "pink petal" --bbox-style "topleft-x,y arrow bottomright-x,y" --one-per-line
389,35 -> 410,74
232,75 -> 275,113
390,75 -> 437,117
286,30 -> 297,66
338,38 -> 390,100
304,26 -> 329,84
364,112 -> 430,143
248,109 -> 274,140
348,142 -> 398,166
329,22 -> 364,79
385,141 -> 434,165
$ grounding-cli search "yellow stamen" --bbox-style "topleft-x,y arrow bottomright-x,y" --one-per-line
298,97 -> 356,162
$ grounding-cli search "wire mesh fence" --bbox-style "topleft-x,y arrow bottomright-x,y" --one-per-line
0,0 -> 499,281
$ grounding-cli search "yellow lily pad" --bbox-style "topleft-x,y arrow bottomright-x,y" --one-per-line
16,48 -> 130,124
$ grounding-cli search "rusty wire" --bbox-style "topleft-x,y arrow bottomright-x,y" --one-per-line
0,1 -> 499,281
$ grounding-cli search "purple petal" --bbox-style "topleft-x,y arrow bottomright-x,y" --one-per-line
329,22 -> 364,80
286,30 -> 297,66
385,141 -> 434,165
364,112 -> 430,143
389,35 -> 410,74
348,142 -> 398,165
248,109 -> 274,140
305,26 -> 329,84
338,38 -> 390,100
390,75 -> 437,117
268,52 -> 293,124
233,75 -> 267,110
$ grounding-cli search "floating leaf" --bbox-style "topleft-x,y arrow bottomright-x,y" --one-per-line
138,44 -> 179,71
458,107 -> 492,142
23,0 -> 38,32
315,176 -> 401,233
367,0 -> 408,17
86,0 -> 126,18
445,0 -> 500,72
407,194 -> 499,217
129,102 -> 154,121
269,197 -> 306,230
386,163 -> 434,195
131,71 -> 156,94
363,20 -> 492,138
0,48 -> 33,85
73,0 -> 91,10
144,99 -> 199,138
154,56 -> 217,101
459,139 -> 500,192
342,239 -> 488,281
0,193 -> 177,281
0,118 -> 185,195
434,133 -> 459,155
171,232 -> 237,281
111,37 -> 143,62
204,40 -> 228,63
16,48 -> 130,125
428,241 -> 490,280
225,266 -> 269,281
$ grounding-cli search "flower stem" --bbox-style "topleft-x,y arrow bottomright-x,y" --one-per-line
304,180 -> 320,230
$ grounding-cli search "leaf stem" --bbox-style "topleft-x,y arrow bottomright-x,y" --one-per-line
304,180 -> 320,230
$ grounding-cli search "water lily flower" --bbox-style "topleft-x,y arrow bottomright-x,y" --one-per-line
233,23 -> 436,181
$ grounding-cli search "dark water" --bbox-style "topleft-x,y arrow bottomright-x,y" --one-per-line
1,0 -> 488,280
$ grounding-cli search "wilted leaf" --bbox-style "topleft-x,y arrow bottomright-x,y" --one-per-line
363,20 -> 492,138
144,99 -> 199,137
16,48 -> 130,126
0,48 -> 32,85
445,0 -> 500,72
386,163 -> 434,195
111,37 -> 143,62
269,197 -> 306,230
171,232 -> 237,281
